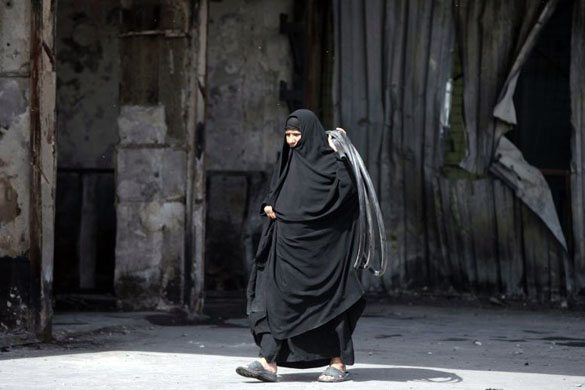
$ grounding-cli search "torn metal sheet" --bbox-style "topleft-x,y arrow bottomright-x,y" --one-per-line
490,136 -> 567,250
493,0 -> 560,126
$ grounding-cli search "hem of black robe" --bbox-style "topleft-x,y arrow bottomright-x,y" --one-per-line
266,283 -> 365,340
250,297 -> 366,369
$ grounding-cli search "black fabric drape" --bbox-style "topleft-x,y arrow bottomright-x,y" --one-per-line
247,109 -> 364,364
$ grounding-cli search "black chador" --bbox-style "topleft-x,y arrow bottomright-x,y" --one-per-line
246,109 -> 366,369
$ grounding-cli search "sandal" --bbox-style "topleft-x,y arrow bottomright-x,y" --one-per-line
236,361 -> 278,382
317,366 -> 351,382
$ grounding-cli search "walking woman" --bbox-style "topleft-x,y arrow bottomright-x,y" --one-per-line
236,109 -> 366,383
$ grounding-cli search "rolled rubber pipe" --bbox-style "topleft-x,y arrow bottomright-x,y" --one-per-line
326,130 -> 388,276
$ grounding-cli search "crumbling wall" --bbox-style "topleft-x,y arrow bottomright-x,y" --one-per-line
205,0 -> 293,290
115,106 -> 186,309
1,0 -> 56,339
114,0 -> 193,310
0,0 -> 33,332
53,0 -> 120,293
56,0 -> 120,169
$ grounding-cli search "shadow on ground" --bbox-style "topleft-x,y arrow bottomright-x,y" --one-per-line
278,367 -> 462,383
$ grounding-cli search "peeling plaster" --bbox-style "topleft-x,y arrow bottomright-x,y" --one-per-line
0,79 -> 30,258
0,178 -> 20,223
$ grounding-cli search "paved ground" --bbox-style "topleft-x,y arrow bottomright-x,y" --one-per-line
1,299 -> 584,390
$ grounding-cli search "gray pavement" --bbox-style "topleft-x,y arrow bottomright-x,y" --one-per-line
1,301 -> 584,389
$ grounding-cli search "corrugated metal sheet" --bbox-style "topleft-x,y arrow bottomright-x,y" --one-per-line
334,0 -> 582,300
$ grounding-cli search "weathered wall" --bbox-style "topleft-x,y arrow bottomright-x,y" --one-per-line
207,0 -> 293,171
0,0 -> 33,331
53,0 -> 120,294
205,0 -> 293,290
115,106 -> 186,309
333,0 -> 578,302
114,0 -> 198,310
1,0 -> 57,339
56,0 -> 120,169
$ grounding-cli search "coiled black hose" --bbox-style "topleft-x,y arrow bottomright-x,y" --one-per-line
326,130 -> 387,277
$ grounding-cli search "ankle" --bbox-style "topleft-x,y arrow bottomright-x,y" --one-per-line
330,357 -> 345,370
258,358 -> 277,373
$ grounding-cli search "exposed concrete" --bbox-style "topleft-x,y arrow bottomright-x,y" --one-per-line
118,105 -> 167,145
114,202 -> 185,309
1,303 -> 584,389
115,105 -> 186,309
116,148 -> 186,203
56,0 -> 120,169
0,1 -> 31,74
0,79 -> 30,258
206,0 -> 293,172
0,0 -> 57,339
0,78 -> 32,333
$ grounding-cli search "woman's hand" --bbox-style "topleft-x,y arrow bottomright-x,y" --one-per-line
328,134 -> 338,152
328,128 -> 347,152
264,205 -> 276,220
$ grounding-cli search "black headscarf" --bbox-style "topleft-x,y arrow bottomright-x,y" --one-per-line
257,109 -> 364,340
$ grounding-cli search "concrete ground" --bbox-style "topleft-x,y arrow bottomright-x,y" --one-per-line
1,298 -> 584,390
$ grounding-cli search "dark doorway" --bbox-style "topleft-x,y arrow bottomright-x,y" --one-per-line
53,1 -> 119,309
510,0 -> 574,250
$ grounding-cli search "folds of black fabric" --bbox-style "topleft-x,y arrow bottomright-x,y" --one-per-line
246,109 -> 365,368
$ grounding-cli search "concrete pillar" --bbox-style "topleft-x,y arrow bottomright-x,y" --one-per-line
115,105 -> 186,309
0,0 -> 56,341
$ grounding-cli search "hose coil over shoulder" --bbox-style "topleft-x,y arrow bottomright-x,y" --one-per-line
327,130 -> 388,277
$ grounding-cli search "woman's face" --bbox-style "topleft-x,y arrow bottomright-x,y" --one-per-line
285,129 -> 302,148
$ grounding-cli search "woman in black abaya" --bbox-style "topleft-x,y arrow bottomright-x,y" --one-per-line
236,109 -> 365,383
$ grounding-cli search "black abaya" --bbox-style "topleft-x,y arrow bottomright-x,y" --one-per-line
247,109 -> 365,368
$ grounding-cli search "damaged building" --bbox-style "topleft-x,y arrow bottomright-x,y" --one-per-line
1,0 -> 585,343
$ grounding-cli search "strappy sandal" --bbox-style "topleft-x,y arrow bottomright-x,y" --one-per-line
236,361 -> 278,382
317,366 -> 351,382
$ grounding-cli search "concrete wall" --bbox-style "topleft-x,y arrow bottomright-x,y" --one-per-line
56,0 -> 120,169
53,0 -> 120,294
207,0 -> 293,172
205,0 -> 293,290
115,105 -> 186,309
114,0 -> 195,310
1,0 -> 57,339
0,0 -> 33,331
